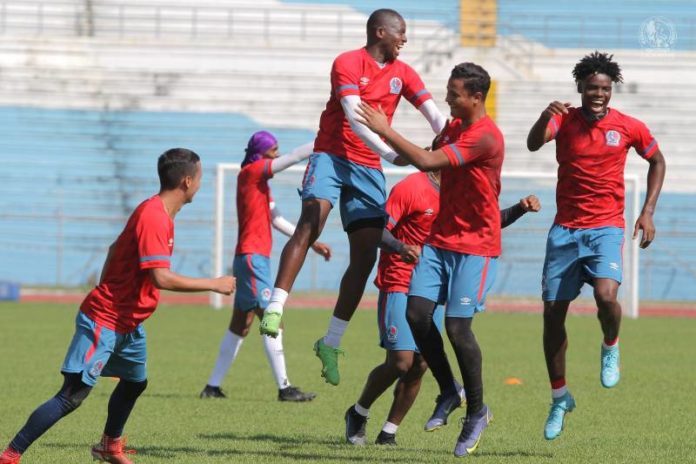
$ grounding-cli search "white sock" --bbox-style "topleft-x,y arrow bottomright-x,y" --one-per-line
265,288 -> 289,316
207,330 -> 244,387
323,316 -> 349,348
552,385 -> 568,399
382,421 -> 399,434
354,403 -> 369,417
263,329 -> 290,389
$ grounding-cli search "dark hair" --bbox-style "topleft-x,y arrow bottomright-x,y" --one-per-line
157,148 -> 200,190
450,62 -> 491,98
572,51 -> 623,84
366,8 -> 403,36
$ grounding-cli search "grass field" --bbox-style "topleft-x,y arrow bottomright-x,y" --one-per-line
1,302 -> 694,463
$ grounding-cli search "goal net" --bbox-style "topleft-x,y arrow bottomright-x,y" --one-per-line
211,163 -> 641,318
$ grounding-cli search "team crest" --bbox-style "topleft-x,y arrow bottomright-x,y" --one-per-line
261,288 -> 271,301
605,130 -> 621,147
89,360 -> 104,377
389,77 -> 403,95
387,325 -> 398,343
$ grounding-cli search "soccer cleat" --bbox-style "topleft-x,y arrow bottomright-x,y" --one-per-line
344,406 -> 368,446
424,383 -> 466,431
259,312 -> 282,337
375,430 -> 397,446
544,392 -> 576,440
453,405 -> 492,457
601,344 -> 620,388
278,386 -> 316,402
0,447 -> 22,464
199,385 -> 227,399
91,435 -> 136,464
313,338 -> 343,386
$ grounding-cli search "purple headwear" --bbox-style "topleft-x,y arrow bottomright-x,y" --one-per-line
242,130 -> 278,167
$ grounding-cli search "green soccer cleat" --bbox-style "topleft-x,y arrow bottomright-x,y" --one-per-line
313,338 -> 344,386
259,312 -> 282,337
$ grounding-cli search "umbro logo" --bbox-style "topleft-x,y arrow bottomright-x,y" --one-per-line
609,262 -> 619,271
460,297 -> 471,305
360,77 -> 370,85
424,208 -> 434,216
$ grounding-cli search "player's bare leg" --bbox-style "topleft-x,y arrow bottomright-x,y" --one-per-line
543,300 -> 575,440
260,199 -> 331,336
594,278 -> 621,388
315,226 -> 382,385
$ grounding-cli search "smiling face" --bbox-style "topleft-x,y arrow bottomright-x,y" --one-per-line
377,15 -> 407,62
445,78 -> 482,120
578,73 -> 613,116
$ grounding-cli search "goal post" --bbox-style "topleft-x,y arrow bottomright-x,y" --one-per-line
211,163 -> 641,318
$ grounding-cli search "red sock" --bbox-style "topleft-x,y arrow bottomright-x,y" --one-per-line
604,337 -> 619,347
550,378 -> 566,390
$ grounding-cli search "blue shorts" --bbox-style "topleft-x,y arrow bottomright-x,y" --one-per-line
301,152 -> 386,230
233,254 -> 272,311
61,311 -> 147,386
542,224 -> 624,301
377,291 -> 444,352
409,245 -> 498,318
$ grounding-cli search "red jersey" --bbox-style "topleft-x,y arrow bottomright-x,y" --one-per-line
548,107 -> 658,228
428,116 -> 504,256
235,158 -> 274,257
81,195 -> 173,333
375,172 -> 440,293
314,48 -> 433,169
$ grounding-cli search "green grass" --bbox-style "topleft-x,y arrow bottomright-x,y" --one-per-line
1,302 -> 694,463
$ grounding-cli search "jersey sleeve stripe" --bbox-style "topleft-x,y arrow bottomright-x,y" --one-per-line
388,216 -> 397,226
549,118 -> 559,138
408,89 -> 431,103
336,84 -> 359,93
140,255 -> 171,263
638,139 -> 658,158
448,144 -> 465,165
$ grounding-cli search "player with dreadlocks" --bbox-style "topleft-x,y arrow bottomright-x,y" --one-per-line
527,51 -> 666,440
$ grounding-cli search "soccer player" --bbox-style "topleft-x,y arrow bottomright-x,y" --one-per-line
344,168 -> 540,446
357,62 -> 504,457
526,51 -> 666,441
0,149 -> 236,464
200,131 -> 331,402
258,8 -> 446,387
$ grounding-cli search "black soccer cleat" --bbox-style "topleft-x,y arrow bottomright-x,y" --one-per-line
344,405 -> 368,445
375,430 -> 397,446
199,385 -> 227,399
278,386 -> 317,402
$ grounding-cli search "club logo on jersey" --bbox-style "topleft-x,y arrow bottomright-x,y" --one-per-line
261,288 -> 272,301
606,130 -> 621,147
360,76 -> 370,86
424,208 -> 434,216
460,297 -> 472,305
387,325 -> 398,343
389,77 -> 403,95
89,360 -> 104,378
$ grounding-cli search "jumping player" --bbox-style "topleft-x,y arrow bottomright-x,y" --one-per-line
344,168 -> 540,446
258,8 -> 447,387
526,51 -> 666,440
0,149 -> 236,464
357,62 -> 505,457
200,131 -> 331,402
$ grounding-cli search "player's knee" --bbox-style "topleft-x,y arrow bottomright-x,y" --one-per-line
120,379 -> 148,401
593,286 -> 618,307
389,358 -> 413,377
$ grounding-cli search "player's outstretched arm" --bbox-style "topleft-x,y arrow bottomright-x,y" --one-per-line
269,201 -> 332,260
270,142 -> 315,174
527,101 -> 571,151
417,99 -> 447,134
149,268 -> 236,295
500,195 -> 541,228
356,102 -> 449,171
633,149 -> 666,249
340,95 -> 400,164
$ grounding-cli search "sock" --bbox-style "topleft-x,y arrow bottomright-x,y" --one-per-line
381,421 -> 398,434
603,337 -> 619,349
354,403 -> 369,417
262,329 -> 290,389
207,330 -> 244,387
266,288 -> 289,316
551,378 -> 567,399
103,380 -> 146,438
9,393 -> 76,453
323,316 -> 349,348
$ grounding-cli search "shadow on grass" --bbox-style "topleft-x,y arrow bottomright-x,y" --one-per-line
478,450 -> 554,459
